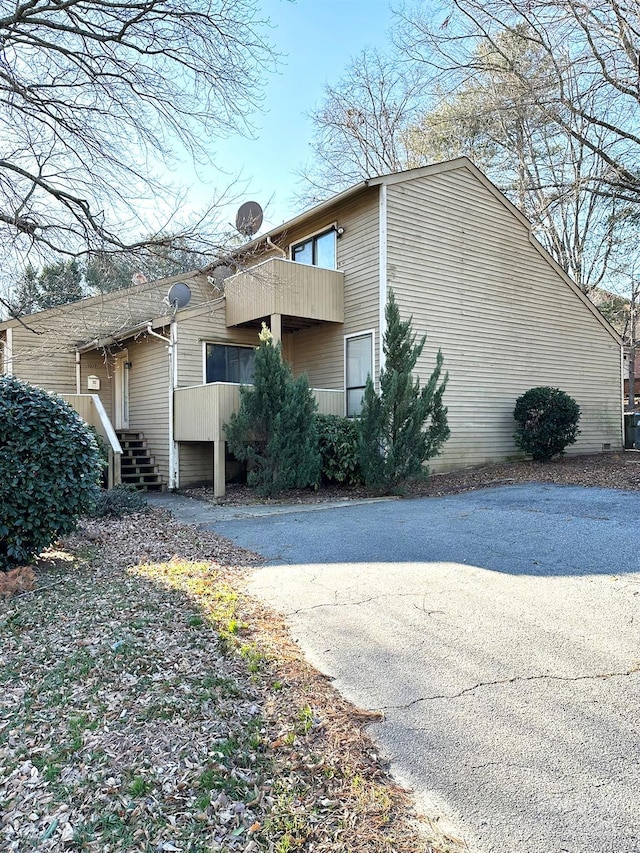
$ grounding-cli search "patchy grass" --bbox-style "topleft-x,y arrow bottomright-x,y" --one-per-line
0,511 -> 453,853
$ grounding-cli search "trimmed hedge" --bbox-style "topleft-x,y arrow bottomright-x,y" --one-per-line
514,386 -> 581,462
0,376 -> 102,569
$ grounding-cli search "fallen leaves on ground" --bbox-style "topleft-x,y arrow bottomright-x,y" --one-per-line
183,451 -> 640,506
1,511 -> 453,853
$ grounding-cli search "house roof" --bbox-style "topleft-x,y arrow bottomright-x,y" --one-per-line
1,158 -> 624,349
0,269 -> 203,332
204,157 -> 533,270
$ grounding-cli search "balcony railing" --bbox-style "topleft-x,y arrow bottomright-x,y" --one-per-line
174,383 -> 344,442
225,258 -> 344,328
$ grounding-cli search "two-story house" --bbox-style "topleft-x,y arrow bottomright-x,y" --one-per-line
0,158 -> 624,495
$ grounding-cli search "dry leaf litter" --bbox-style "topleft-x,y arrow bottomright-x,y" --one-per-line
183,451 -> 640,506
1,508 -> 451,853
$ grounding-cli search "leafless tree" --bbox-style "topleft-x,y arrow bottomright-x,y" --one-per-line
301,8 -> 637,295
397,0 -> 640,203
297,49 -> 429,207
0,0 -> 275,280
403,26 -> 633,293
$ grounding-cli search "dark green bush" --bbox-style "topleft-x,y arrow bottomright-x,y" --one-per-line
514,386 -> 581,462
317,414 -> 363,485
88,484 -> 148,518
225,333 -> 321,496
0,376 -> 102,570
358,289 -> 450,487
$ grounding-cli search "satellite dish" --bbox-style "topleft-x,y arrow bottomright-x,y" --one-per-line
167,281 -> 192,310
235,201 -> 263,237
131,272 -> 148,286
209,265 -> 233,287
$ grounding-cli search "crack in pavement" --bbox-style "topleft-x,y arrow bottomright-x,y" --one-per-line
286,591 -> 430,615
382,664 -> 640,710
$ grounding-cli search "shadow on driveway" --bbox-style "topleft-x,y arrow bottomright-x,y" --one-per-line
204,483 -> 640,577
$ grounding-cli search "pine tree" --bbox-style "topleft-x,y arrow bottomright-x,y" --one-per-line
37,260 -> 83,309
225,326 -> 321,496
358,290 -> 450,487
11,265 -> 40,315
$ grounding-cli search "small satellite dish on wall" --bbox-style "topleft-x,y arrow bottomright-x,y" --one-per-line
167,281 -> 192,310
209,264 -> 233,287
235,201 -> 263,237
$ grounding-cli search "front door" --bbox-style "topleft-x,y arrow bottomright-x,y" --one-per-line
114,351 -> 130,430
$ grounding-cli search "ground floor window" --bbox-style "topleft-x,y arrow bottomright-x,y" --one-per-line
205,343 -> 255,384
345,331 -> 373,417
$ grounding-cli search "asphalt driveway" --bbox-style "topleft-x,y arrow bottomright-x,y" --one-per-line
205,484 -> 640,853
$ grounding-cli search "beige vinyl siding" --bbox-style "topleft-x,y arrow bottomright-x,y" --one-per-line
79,353 -> 114,421
176,301 -> 258,387
126,336 -> 171,482
178,443 -> 214,487
6,321 -> 77,393
225,260 -> 343,327
386,166 -> 622,470
0,273 -> 213,395
289,192 -> 380,393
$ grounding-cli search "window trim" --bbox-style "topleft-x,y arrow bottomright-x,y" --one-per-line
290,222 -> 338,268
202,340 -> 256,385
344,329 -> 375,418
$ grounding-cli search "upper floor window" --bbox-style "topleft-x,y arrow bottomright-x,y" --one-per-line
291,228 -> 336,270
205,343 -> 255,384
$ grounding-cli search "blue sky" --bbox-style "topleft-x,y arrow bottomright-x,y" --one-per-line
186,0 -> 396,232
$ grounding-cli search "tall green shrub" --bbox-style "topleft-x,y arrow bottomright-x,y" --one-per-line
514,386 -> 581,461
225,328 -> 321,496
0,376 -> 102,570
358,290 -> 450,488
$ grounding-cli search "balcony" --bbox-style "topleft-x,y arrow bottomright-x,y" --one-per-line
224,258 -> 344,331
174,383 -> 344,442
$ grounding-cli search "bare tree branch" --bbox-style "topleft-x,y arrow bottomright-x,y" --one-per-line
0,0 -> 276,268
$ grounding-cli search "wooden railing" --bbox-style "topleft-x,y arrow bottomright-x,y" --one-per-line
174,383 -> 344,442
62,394 -> 122,488
225,258 -> 344,327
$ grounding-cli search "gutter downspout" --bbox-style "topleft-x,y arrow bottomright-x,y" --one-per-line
378,183 -> 388,378
266,235 -> 287,258
5,327 -> 13,375
75,351 -> 81,394
147,323 -> 178,491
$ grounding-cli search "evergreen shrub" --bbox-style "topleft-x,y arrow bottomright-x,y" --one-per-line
0,376 -> 102,569
225,329 -> 321,496
317,414 -> 363,485
89,484 -> 148,518
358,290 -> 450,488
514,386 -> 581,461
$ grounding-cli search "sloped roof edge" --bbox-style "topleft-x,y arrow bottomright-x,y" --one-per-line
0,269 -> 204,331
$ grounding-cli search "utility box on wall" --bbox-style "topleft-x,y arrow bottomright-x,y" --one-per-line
87,375 -> 100,391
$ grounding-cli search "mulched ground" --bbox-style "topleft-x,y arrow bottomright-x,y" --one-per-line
182,451 -> 640,506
